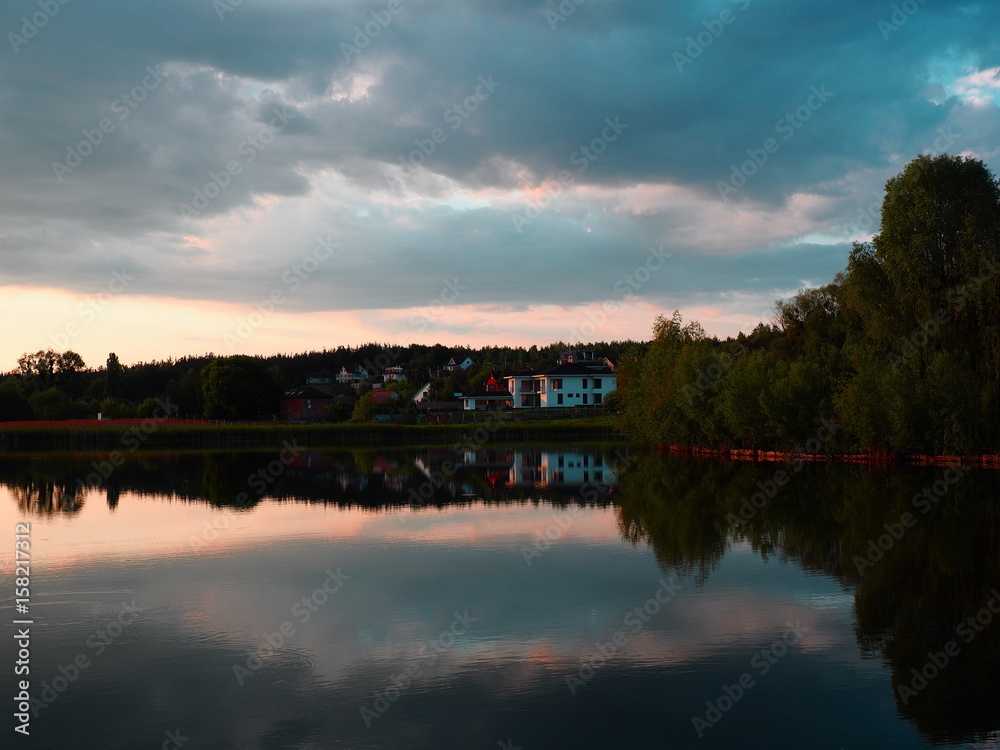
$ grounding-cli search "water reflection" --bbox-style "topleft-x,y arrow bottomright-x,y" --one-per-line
617,453 -> 1000,745
2,445 -> 998,748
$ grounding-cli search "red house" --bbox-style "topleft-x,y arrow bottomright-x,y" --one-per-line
280,387 -> 333,422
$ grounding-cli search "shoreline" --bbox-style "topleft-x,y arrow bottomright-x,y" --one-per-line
0,416 -> 617,451
657,443 -> 1000,469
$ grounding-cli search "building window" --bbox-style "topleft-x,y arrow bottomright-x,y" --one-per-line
551,378 -> 562,391
582,378 -> 588,389
593,378 -> 602,389
583,394 -> 588,405
594,393 -> 602,405
557,393 -> 563,405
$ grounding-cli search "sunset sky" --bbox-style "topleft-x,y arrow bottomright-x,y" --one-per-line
2,0 -> 999,370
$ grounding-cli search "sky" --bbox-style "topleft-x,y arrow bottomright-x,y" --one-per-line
2,0 -> 999,370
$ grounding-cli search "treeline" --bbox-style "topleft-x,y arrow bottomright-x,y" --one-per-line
616,154 -> 1000,455
0,340 -> 642,422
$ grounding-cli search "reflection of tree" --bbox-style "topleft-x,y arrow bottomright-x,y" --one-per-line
615,449 -> 1000,744
12,481 -> 84,515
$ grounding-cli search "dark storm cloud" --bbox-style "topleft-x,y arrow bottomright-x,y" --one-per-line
1,0 -> 998,312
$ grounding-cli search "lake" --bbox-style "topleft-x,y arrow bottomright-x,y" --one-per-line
3,443 -> 999,749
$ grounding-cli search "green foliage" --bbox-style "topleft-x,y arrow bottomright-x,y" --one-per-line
618,155 -> 1000,454
323,399 -> 352,423
136,398 -> 162,418
0,377 -> 32,421
349,392 -> 374,423
98,397 -> 134,419
200,356 -> 281,420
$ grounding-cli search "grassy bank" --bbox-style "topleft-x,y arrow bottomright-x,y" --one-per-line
0,416 -> 616,451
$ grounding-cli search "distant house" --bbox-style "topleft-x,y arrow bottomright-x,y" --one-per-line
280,387 -> 333,422
461,369 -> 513,411
557,348 -> 596,365
336,363 -> 369,386
412,382 -> 432,403
306,368 -> 335,385
370,391 -> 399,407
505,361 -> 616,408
444,356 -> 474,372
383,365 -> 406,382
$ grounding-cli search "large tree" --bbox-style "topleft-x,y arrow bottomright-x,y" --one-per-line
200,356 -> 281,420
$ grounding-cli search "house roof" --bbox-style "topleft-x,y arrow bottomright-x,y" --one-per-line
538,362 -> 616,376
282,386 -> 333,399
341,363 -> 366,373
370,391 -> 399,405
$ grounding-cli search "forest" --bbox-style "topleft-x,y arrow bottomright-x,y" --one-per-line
0,340 -> 640,422
616,154 -> 1000,455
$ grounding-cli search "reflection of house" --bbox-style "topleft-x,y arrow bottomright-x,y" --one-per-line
507,449 -> 615,487
506,362 -> 616,408
280,387 -> 333,422
337,364 -> 369,385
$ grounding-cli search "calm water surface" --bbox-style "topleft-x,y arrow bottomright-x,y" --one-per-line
2,444 -> 998,749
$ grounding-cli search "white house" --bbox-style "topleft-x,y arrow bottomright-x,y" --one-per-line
505,362 -> 616,408
444,356 -> 474,372
336,363 -> 369,385
383,365 -> 406,382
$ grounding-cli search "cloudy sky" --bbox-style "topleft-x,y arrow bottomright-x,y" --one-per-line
2,0 -> 998,369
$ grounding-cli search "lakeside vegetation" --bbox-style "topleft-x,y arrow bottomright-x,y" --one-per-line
616,155 -> 1000,456
0,415 -> 616,451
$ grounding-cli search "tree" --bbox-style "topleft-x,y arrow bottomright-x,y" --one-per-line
104,353 -> 124,398
200,356 -> 281,420
17,349 -> 86,394
0,377 -> 32,421
349,392 -> 374,423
